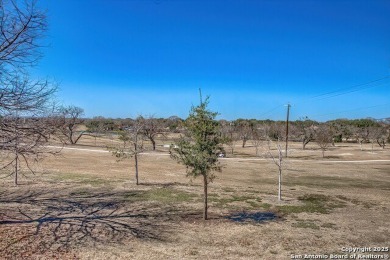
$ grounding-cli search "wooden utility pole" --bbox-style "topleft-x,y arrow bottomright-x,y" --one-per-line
285,103 -> 291,157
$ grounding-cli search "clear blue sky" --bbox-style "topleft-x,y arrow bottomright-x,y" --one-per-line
33,0 -> 390,121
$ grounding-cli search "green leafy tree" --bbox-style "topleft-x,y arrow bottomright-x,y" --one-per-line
170,96 -> 224,220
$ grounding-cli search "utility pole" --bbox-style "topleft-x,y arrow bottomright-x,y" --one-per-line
285,103 -> 291,157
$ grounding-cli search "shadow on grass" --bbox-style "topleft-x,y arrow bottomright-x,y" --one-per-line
137,181 -> 182,187
226,211 -> 279,223
0,188 -> 173,252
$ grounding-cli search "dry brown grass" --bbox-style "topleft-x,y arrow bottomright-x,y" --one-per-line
0,136 -> 389,259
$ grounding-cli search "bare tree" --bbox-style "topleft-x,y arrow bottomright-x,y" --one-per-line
220,120 -> 238,155
0,1 -> 58,184
0,115 -> 57,185
139,115 -> 164,151
251,125 -> 263,156
0,78 -> 57,184
316,125 -> 333,158
0,0 -> 46,72
293,117 -> 317,150
265,139 -> 288,201
0,0 -> 51,114
349,119 -> 381,151
58,106 -> 85,144
354,126 -> 369,151
269,122 -> 284,141
109,117 -> 145,185
369,126 -> 388,151
0,76 -> 55,113
235,119 -> 252,148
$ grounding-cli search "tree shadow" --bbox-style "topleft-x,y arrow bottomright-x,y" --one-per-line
138,181 -> 183,187
0,188 -> 172,253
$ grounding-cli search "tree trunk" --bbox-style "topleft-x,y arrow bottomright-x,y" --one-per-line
14,155 -> 18,185
69,127 -> 74,144
14,122 -> 18,185
151,138 -> 156,151
134,134 -> 140,185
134,153 -> 139,185
322,149 -> 325,158
242,138 -> 247,148
303,138 -> 310,150
278,167 -> 282,201
203,174 -> 208,220
73,132 -> 85,144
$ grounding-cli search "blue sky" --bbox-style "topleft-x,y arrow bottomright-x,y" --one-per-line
33,0 -> 390,121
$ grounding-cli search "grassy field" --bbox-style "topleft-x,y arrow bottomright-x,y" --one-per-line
0,136 -> 389,259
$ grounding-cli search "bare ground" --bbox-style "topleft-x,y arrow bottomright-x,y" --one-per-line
0,139 -> 389,259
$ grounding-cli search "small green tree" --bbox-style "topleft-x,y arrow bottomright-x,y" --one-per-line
170,96 -> 224,220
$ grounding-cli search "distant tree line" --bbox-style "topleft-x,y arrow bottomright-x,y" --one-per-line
79,115 -> 390,154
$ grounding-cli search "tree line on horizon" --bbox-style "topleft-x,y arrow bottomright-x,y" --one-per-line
79,114 -> 390,148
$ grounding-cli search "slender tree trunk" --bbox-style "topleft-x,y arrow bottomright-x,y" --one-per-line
322,149 -> 325,158
73,132 -> 85,144
134,141 -> 139,185
242,138 -> 246,148
151,138 -> 156,151
278,167 -> 282,201
303,139 -> 310,150
15,154 -> 18,185
203,174 -> 208,220
134,153 -> 139,185
14,119 -> 18,185
69,128 -> 74,144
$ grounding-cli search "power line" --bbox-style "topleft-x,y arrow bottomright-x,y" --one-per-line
310,76 -> 389,100
313,79 -> 389,101
257,76 -> 389,121
306,102 -> 390,118
290,76 -> 389,120
257,103 -> 285,119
